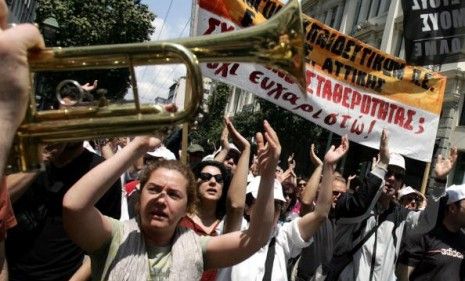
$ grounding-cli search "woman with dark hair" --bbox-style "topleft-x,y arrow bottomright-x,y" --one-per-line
180,118 -> 251,281
280,181 -> 298,223
182,160 -> 230,231
62,120 -> 280,281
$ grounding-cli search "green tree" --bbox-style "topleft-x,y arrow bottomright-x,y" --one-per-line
190,82 -> 231,154
233,98 -> 326,177
35,0 -> 155,107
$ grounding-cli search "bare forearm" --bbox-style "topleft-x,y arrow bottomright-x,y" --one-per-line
224,146 -> 250,233
314,163 -> 333,218
300,165 -> 322,215
247,171 -> 274,246
6,172 -> 38,203
298,163 -> 333,241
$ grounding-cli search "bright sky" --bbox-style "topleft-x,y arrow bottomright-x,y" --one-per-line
126,0 -> 194,102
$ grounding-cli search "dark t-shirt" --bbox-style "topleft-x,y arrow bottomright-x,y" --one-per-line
296,216 -> 335,280
399,223 -> 465,281
6,149 -> 121,281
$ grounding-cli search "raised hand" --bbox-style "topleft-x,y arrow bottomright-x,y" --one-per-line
225,117 -> 250,151
310,143 -> 323,167
434,147 -> 458,180
163,103 -> 177,113
220,121 -> 231,150
81,80 -> 98,92
133,135 -> 162,152
256,120 -> 281,177
379,129 -> 389,166
287,153 -> 296,170
324,135 -> 349,165
348,174 -> 357,181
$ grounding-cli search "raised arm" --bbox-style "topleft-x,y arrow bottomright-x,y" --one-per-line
223,117 -> 251,233
62,137 -> 160,252
335,130 -> 389,219
279,154 -> 295,183
0,15 -> 45,177
298,135 -> 349,241
214,125 -> 230,162
406,147 -> 457,234
0,8 -> 45,280
300,143 -> 323,216
204,120 -> 280,269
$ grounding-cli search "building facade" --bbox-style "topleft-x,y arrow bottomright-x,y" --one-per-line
224,86 -> 258,116
6,0 -> 37,23
301,0 -> 465,185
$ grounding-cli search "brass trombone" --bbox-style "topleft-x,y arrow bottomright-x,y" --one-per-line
10,0 -> 306,172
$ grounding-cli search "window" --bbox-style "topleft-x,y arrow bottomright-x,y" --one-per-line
453,151 -> 465,185
460,98 -> 465,126
394,31 -> 405,59
323,1 -> 345,30
369,0 -> 381,18
354,0 -> 391,30
380,0 -> 391,14
352,0 -> 364,29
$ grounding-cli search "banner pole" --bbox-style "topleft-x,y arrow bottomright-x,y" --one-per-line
420,162 -> 431,195
181,123 -> 189,164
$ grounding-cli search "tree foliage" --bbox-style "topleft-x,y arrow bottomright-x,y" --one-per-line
190,82 -> 231,154
233,98 -> 326,177
35,0 -> 155,107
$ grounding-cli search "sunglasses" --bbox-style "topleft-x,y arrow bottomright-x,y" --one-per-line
298,182 -> 306,186
199,172 -> 224,183
386,170 -> 405,180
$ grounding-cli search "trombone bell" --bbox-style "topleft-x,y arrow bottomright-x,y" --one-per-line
9,0 -> 306,172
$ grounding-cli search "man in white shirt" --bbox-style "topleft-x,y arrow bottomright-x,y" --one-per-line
217,136 -> 350,281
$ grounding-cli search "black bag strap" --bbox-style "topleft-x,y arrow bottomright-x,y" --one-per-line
262,237 -> 276,281
348,220 -> 382,256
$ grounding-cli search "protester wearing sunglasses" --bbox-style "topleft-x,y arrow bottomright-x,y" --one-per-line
179,160 -> 230,281
383,153 -> 407,201
179,119 -> 252,281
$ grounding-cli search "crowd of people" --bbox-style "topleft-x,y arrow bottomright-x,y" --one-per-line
0,1 -> 464,280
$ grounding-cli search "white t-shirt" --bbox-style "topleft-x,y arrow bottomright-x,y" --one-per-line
217,217 -> 312,281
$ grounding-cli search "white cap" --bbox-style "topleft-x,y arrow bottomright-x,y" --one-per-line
228,143 -> 240,154
246,176 -> 286,202
213,143 -> 241,158
146,146 -> 176,160
446,184 -> 465,204
398,186 -> 424,201
201,154 -> 215,161
389,153 -> 406,171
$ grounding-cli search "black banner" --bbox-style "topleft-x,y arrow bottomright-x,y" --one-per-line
402,0 -> 465,65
